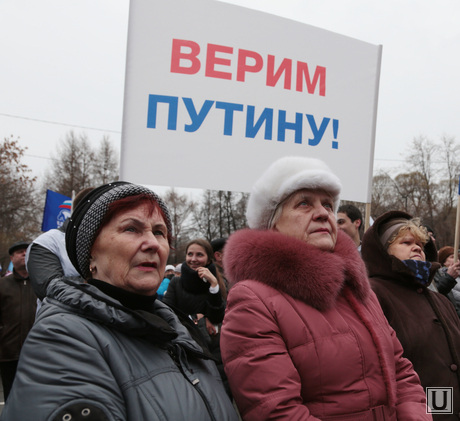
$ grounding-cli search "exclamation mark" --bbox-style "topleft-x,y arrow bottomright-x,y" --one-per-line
332,119 -> 339,149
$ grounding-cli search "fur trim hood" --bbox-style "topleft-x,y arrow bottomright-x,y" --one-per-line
361,210 -> 440,287
223,229 -> 370,311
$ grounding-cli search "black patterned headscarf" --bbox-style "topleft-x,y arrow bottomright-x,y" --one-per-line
66,181 -> 172,279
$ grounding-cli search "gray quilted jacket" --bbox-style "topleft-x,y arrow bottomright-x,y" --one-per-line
0,277 -> 238,421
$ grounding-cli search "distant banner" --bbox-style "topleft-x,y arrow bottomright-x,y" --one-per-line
121,0 -> 382,203
41,190 -> 71,232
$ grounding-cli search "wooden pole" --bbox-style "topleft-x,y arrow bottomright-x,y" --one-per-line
454,194 -> 460,263
70,190 -> 76,215
364,203 -> 371,232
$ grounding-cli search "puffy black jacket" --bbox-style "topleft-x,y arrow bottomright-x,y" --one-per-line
0,277 -> 238,421
163,262 -> 225,324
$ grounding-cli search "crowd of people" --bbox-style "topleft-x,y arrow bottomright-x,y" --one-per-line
1,156 -> 460,419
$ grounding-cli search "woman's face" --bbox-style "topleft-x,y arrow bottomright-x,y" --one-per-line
186,244 -> 209,270
274,189 -> 337,251
90,203 -> 169,296
444,254 -> 455,267
387,232 -> 425,261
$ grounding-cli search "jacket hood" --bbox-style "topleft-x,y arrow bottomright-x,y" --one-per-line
361,210 -> 440,287
44,277 -> 207,356
223,229 -> 370,311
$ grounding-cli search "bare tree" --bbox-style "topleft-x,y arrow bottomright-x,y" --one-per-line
192,190 -> 249,242
370,135 -> 460,248
403,136 -> 438,225
92,135 -> 119,185
437,135 -> 460,213
193,190 -> 216,242
44,131 -> 119,196
393,171 -> 430,216
432,135 -> 460,247
44,131 -> 95,196
162,188 -> 196,263
371,171 -> 399,218
0,136 -> 40,272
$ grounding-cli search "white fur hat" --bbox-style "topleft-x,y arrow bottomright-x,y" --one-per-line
246,156 -> 342,229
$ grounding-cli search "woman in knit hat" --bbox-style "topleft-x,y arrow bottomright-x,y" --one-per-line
1,182 -> 238,421
221,157 -> 429,420
361,210 -> 460,419
433,245 -> 460,318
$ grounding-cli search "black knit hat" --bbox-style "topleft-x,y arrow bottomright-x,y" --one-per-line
66,181 -> 172,279
211,238 -> 227,253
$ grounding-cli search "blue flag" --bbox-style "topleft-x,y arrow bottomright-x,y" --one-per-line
42,190 -> 72,232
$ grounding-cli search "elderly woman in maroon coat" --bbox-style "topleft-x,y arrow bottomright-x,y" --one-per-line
221,156 -> 430,421
361,210 -> 460,420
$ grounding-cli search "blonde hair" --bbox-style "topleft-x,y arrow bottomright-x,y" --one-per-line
387,218 -> 429,248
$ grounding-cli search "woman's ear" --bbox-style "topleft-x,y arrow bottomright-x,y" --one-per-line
89,255 -> 96,275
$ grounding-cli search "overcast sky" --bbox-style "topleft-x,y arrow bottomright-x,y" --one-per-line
2,0 -> 459,193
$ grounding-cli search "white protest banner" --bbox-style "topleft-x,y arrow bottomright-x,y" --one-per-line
121,0 -> 382,203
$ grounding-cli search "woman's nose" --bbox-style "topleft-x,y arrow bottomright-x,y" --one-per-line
312,203 -> 329,219
142,232 -> 160,251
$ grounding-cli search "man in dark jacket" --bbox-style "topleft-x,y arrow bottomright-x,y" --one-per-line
0,241 -> 37,401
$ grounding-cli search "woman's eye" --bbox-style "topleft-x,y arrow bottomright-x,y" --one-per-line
154,230 -> 166,237
323,203 -> 333,209
124,226 -> 137,233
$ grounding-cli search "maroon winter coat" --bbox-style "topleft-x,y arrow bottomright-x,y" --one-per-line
362,210 -> 460,420
221,229 -> 429,421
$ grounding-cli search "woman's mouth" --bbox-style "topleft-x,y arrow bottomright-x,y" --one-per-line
137,262 -> 158,271
313,228 -> 330,234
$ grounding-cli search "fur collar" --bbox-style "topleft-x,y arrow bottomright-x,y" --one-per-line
224,229 -> 370,311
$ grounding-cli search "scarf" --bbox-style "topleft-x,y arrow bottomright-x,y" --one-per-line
180,262 -> 218,295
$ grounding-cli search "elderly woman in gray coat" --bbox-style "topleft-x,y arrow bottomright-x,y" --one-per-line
1,182 -> 238,421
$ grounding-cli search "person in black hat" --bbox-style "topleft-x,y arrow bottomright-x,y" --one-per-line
0,240 -> 36,401
1,182 -> 238,421
210,237 -> 230,294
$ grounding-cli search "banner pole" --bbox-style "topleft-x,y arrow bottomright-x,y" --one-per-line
70,190 -> 76,214
454,176 -> 460,263
364,203 -> 371,232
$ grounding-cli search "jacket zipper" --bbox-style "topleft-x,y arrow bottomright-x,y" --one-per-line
167,345 -> 217,421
